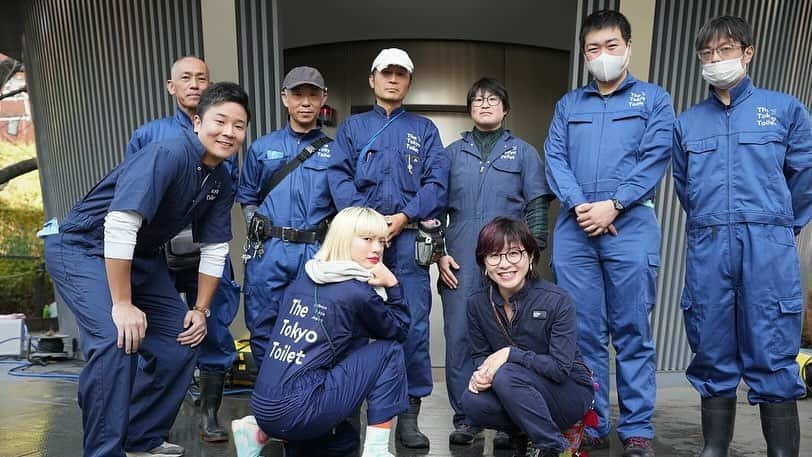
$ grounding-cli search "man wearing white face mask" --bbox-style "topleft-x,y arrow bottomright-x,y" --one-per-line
545,10 -> 674,457
673,16 -> 812,457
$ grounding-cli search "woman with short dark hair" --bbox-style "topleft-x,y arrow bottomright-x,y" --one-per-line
461,217 -> 594,457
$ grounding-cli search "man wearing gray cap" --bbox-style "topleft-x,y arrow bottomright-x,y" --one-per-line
237,66 -> 335,372
328,48 -> 450,449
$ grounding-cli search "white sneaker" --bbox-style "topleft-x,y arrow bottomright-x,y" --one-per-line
231,415 -> 270,457
125,441 -> 185,456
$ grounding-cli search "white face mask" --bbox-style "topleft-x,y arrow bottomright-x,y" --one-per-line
701,57 -> 746,89
586,48 -> 629,82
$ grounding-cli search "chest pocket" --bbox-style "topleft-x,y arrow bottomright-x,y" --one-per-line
259,152 -> 286,185
684,138 -> 719,192
491,152 -> 523,204
737,131 -> 786,169
566,113 -> 593,150
610,110 -> 648,154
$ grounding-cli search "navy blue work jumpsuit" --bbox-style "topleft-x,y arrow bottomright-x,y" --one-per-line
44,131 -> 234,456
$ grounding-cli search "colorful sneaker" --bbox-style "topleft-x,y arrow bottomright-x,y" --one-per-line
622,437 -> 655,457
125,441 -> 185,456
231,415 -> 270,457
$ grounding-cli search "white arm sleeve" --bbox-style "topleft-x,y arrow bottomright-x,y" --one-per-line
199,242 -> 229,277
104,210 -> 143,259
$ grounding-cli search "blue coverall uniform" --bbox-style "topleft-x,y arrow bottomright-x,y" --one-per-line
462,279 -> 594,453
126,108 -> 240,374
44,130 -> 235,457
544,74 -> 674,441
328,105 -> 449,398
442,130 -> 550,425
673,76 -> 811,403
251,274 -> 411,455
236,125 -> 335,368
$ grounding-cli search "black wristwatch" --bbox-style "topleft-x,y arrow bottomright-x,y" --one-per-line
611,198 -> 625,212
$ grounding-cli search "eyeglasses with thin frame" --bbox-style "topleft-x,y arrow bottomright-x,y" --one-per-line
696,44 -> 745,63
471,95 -> 501,108
484,249 -> 526,266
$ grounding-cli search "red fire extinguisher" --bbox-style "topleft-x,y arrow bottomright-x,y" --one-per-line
319,104 -> 337,126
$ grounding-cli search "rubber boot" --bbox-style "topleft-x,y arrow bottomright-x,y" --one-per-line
200,371 -> 229,442
699,396 -> 736,457
396,397 -> 430,448
759,401 -> 800,457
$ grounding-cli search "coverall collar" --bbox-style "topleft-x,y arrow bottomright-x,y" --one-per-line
284,122 -> 324,141
182,128 -> 219,171
584,72 -> 637,97
460,129 -> 514,152
174,107 -> 195,130
710,75 -> 753,108
372,103 -> 405,118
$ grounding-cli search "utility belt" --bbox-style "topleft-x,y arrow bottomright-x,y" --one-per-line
243,214 -> 327,263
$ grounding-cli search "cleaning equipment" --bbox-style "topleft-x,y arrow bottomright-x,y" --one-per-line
798,350 -> 812,398
230,339 -> 258,386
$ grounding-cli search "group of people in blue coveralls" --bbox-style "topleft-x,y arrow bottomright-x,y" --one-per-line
42,7 -> 811,457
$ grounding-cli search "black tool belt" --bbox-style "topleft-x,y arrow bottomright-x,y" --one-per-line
248,214 -> 326,244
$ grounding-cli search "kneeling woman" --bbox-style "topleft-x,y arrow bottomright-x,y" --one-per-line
232,207 -> 410,457
462,217 -> 594,457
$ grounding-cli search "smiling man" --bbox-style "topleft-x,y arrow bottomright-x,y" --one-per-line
125,56 -> 242,444
544,10 -> 674,457
43,82 -> 250,457
328,48 -> 449,449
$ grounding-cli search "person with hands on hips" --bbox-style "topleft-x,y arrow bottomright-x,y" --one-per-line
439,77 -> 551,448
230,207 -> 411,457
43,82 -> 250,457
461,217 -> 594,457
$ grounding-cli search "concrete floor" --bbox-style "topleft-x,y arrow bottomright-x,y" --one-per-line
0,361 -> 810,457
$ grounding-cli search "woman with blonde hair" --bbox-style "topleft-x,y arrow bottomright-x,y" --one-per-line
231,207 -> 410,457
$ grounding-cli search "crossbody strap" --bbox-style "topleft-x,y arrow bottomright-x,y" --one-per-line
355,110 -> 405,170
258,135 -> 333,203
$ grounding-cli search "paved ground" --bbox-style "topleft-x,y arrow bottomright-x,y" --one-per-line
0,361 -> 809,457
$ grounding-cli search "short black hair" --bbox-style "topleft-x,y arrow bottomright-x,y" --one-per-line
694,15 -> 753,51
580,9 -> 632,51
466,77 -> 510,114
197,82 -> 251,123
476,217 -> 540,280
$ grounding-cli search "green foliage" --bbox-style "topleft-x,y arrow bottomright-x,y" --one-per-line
0,141 -> 51,315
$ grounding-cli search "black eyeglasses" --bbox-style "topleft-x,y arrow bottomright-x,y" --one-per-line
696,44 -> 745,63
484,249 -> 526,266
471,95 -> 501,107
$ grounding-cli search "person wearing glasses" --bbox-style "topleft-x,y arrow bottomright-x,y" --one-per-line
460,217 -> 594,457
544,10 -> 674,457
230,207 -> 410,457
438,77 -> 551,448
673,16 -> 811,457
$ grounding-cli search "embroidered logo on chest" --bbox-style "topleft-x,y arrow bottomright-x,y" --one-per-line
500,147 -> 517,160
206,187 -> 220,201
317,144 -> 331,159
628,91 -> 646,107
756,106 -> 778,127
405,132 -> 421,153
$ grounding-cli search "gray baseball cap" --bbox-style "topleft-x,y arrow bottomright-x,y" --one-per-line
282,66 -> 326,90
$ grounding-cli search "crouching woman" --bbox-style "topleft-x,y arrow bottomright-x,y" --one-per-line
462,217 -> 595,457
231,207 -> 410,457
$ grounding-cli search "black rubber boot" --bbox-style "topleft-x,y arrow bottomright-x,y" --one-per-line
699,396 -> 736,457
759,401 -> 800,457
396,396 -> 430,448
199,371 -> 229,442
